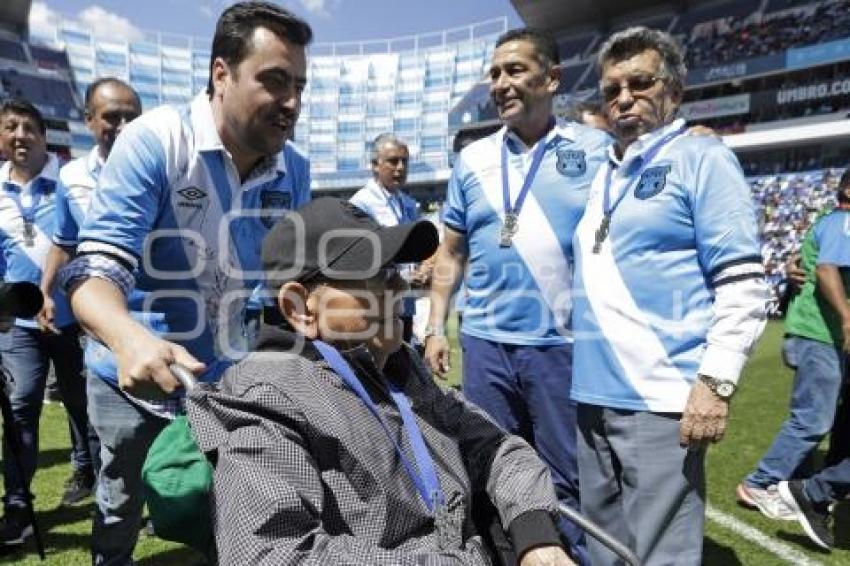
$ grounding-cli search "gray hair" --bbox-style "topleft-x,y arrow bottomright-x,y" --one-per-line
596,27 -> 687,94
370,133 -> 408,164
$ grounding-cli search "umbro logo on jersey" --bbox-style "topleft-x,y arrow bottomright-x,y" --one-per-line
556,148 -> 587,177
178,187 -> 207,201
635,165 -> 671,200
177,186 -> 208,209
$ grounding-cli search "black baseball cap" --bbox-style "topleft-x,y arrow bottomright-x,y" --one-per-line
262,197 -> 439,288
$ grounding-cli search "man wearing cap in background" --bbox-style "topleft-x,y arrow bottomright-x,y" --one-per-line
188,197 -> 574,566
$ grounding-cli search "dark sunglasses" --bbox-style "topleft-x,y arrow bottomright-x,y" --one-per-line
600,74 -> 665,102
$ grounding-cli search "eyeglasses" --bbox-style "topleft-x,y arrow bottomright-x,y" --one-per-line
600,74 -> 665,102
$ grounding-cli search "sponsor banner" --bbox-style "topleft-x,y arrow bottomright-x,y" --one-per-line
774,78 -> 850,105
679,93 -> 750,120
787,37 -> 850,70
688,53 -> 785,87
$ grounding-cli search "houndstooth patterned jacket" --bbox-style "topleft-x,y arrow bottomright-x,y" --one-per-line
187,326 -> 563,565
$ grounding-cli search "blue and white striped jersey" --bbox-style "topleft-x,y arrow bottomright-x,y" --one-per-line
443,121 -> 610,346
53,145 -> 103,247
0,154 -> 75,328
69,93 -> 311,386
572,119 -> 768,412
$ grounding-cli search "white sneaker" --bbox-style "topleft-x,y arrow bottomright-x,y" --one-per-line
736,483 -> 795,521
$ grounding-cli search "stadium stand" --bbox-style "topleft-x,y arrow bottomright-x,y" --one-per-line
686,0 -> 850,68
0,36 -> 27,62
751,168 -> 844,315
0,21 -> 83,158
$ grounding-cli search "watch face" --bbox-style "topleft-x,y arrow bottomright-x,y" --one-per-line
716,382 -> 735,398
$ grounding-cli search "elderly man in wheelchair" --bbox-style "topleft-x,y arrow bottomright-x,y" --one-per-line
186,198 -> 575,565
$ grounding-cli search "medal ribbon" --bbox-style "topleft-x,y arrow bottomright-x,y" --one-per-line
3,178 -> 52,236
500,122 -> 554,225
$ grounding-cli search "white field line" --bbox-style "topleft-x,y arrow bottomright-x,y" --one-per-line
706,505 -> 826,566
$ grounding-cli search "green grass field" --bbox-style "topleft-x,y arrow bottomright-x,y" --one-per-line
1,320 -> 847,564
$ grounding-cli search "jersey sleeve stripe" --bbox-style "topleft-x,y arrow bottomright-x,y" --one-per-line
707,255 -> 764,279
78,240 -> 139,270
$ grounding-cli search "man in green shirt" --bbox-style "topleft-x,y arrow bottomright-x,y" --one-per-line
737,169 -> 850,519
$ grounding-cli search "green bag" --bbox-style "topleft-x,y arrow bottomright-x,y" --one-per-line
142,414 -> 214,554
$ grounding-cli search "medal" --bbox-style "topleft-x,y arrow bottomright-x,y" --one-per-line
592,123 -> 688,256
499,212 -> 519,248
500,121 -> 553,249
592,215 -> 610,254
22,221 -> 35,247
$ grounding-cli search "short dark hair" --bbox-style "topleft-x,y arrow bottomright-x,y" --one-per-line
495,27 -> 560,67
207,1 -> 313,96
0,98 -> 46,134
84,77 -> 141,114
838,168 -> 850,203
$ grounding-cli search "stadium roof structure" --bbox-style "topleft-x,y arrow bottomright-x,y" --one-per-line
0,0 -> 31,36
511,0 -> 679,32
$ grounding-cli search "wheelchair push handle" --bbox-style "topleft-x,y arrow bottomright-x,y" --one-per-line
169,363 -> 199,392
558,503 -> 641,566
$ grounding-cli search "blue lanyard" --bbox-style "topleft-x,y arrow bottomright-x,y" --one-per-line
602,124 -> 687,217
313,340 -> 445,512
384,192 -> 404,224
500,124 -> 552,218
3,179 -> 51,225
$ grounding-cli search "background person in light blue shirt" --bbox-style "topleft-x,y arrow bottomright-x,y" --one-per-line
36,77 -> 141,510
571,27 -> 768,565
0,99 -> 91,545
350,133 -> 422,342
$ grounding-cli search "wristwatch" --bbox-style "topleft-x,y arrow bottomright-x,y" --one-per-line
699,374 -> 736,399
421,325 -> 446,340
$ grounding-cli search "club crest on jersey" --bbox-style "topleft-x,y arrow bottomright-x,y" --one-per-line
634,165 -> 671,199
555,148 -> 586,177
259,190 -> 292,228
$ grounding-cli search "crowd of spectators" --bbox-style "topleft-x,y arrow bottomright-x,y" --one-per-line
751,168 -> 843,316
686,0 -> 850,69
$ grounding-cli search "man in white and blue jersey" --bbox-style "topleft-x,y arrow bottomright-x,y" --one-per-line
36,77 -> 141,509
425,28 -> 610,564
350,133 -> 421,342
0,99 -> 90,545
56,3 -> 313,563
571,28 -> 768,565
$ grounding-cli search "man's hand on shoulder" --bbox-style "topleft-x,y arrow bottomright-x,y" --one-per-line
679,377 -> 729,448
113,327 -> 205,399
686,124 -> 720,139
519,545 -> 575,566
